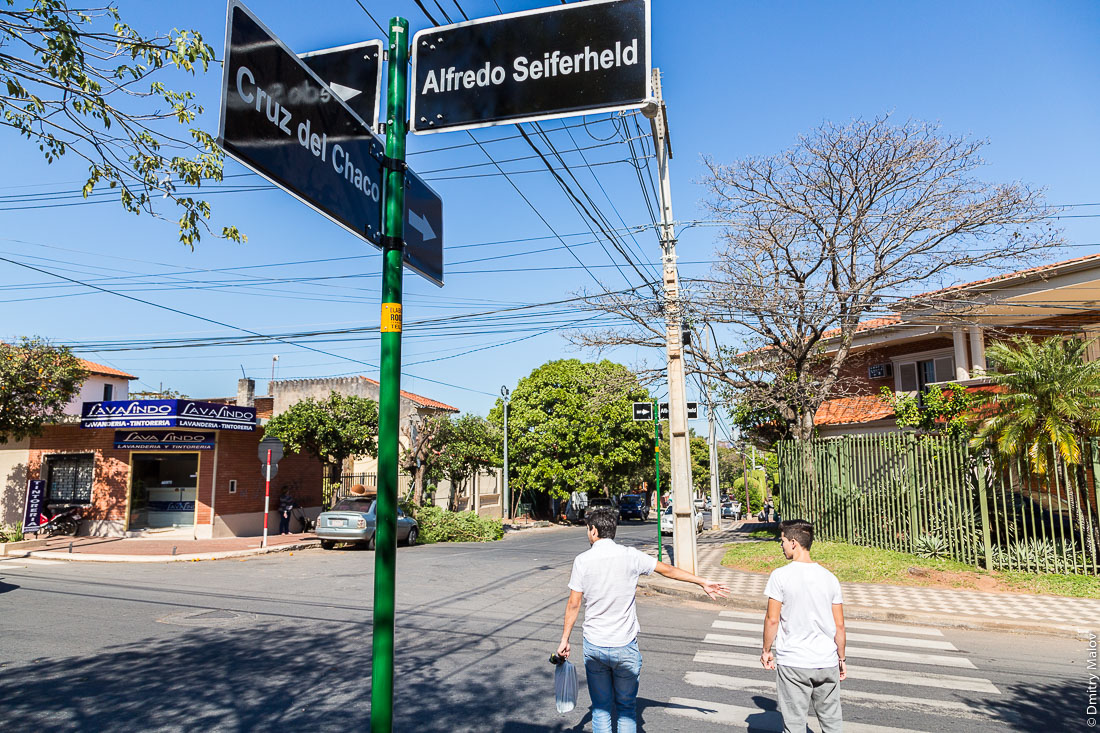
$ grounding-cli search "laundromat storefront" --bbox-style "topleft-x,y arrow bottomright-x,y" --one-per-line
28,399 -> 324,537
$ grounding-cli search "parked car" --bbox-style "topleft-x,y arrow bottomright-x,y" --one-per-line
693,498 -> 705,512
618,494 -> 649,521
721,500 -> 743,520
587,496 -> 619,523
315,497 -> 418,550
660,505 -> 704,535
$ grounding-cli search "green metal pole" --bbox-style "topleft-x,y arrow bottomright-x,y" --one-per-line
371,16 -> 408,733
654,400 -> 663,562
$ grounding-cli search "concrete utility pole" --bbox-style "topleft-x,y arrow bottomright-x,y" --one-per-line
643,68 -> 697,573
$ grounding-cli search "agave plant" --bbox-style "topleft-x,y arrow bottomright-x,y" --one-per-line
914,534 -> 950,559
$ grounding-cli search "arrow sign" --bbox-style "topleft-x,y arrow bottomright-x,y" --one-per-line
403,170 -> 444,286
632,402 -> 653,421
298,40 -> 384,131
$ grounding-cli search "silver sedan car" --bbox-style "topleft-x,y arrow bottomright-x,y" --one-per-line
315,497 -> 418,550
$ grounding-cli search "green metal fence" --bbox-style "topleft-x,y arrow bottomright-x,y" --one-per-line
776,433 -> 1100,575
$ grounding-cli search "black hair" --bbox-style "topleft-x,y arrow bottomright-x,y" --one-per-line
779,519 -> 814,550
585,507 -> 618,540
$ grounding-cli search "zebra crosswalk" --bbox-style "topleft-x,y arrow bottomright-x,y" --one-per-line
662,609 -> 1007,732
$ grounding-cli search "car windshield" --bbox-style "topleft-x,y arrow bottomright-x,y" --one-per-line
332,498 -> 375,513
621,496 -> 643,505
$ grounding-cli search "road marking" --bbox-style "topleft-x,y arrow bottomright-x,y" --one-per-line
704,633 -> 977,669
663,697 -> 922,732
711,620 -> 957,650
692,650 -> 1000,694
684,671 -> 1000,720
719,609 -> 944,636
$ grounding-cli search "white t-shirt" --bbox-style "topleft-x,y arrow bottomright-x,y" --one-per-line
764,561 -> 844,668
568,538 -> 658,647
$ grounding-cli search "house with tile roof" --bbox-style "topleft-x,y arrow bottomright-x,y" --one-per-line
813,254 -> 1100,436
63,358 -> 138,416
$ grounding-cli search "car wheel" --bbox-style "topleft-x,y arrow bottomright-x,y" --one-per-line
406,527 -> 418,546
320,540 -> 335,550
365,533 -> 376,551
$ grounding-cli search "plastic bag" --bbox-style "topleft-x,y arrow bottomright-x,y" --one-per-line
554,659 -> 578,713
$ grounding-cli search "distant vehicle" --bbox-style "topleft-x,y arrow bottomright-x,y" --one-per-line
660,505 -> 704,535
721,501 -> 742,520
693,498 -> 705,512
618,494 -> 649,522
587,496 -> 619,523
315,497 -> 418,550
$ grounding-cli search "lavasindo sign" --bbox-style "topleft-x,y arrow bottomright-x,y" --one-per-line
81,400 -> 257,431
411,0 -> 651,133
113,430 -> 216,451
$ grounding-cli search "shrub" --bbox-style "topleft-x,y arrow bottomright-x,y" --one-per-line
412,505 -> 504,544
913,534 -> 949,559
0,523 -> 24,543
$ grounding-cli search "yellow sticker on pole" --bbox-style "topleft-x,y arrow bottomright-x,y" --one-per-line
381,303 -> 402,332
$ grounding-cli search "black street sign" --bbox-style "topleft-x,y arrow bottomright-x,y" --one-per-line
403,171 -> 444,286
259,436 -> 283,480
299,40 -> 384,131
632,402 -> 653,421
410,0 -> 651,134
658,402 -> 699,420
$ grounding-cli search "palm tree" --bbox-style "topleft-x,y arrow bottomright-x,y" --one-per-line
970,336 -> 1100,471
970,335 -> 1100,566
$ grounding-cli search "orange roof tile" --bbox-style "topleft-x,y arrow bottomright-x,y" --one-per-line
906,252 -> 1100,301
821,315 -> 901,340
358,377 -> 459,412
814,395 -> 895,426
78,358 -> 137,380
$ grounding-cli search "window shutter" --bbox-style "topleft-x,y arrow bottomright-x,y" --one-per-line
899,363 -> 918,392
934,356 -> 955,383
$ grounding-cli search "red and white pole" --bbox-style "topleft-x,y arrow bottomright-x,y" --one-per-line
262,448 -> 271,548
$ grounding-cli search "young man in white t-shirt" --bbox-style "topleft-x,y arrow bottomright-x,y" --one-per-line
761,519 -> 847,733
557,507 -> 729,733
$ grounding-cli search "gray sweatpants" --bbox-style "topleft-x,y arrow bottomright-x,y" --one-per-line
776,664 -> 842,733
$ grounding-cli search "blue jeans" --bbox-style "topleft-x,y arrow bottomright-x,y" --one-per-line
583,638 -> 642,733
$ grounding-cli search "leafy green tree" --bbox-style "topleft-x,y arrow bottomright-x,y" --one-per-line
264,392 -> 378,492
433,414 -> 499,510
488,359 -> 651,503
969,336 -> 1100,472
732,469 -> 767,514
0,1 -> 242,245
657,429 -> 711,495
0,337 -> 86,443
881,383 -> 976,440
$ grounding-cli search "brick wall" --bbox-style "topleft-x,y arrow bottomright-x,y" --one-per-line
210,428 -> 324,516
28,425 -> 130,523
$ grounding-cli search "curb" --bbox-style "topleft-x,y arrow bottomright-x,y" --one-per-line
8,539 -> 320,563
637,577 -> 1092,639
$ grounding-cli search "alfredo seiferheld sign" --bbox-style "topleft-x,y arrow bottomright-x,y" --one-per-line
81,400 -> 257,431
410,0 -> 651,133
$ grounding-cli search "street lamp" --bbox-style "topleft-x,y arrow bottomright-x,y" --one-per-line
501,385 -> 510,520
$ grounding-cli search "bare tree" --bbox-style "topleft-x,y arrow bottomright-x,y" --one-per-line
400,417 -> 438,506
577,115 -> 1061,440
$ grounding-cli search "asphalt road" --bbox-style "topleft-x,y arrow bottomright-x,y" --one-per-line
0,519 -> 1091,732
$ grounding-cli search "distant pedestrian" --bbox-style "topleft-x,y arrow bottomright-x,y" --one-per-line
278,488 -> 297,535
760,519 -> 846,733
557,507 -> 729,733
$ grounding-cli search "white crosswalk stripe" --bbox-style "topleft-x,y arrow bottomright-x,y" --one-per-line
718,609 -> 946,636
711,619 -> 958,650
703,632 -> 978,668
662,611 -> 1003,731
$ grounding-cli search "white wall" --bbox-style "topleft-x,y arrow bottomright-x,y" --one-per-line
0,439 -> 29,526
65,376 -> 130,416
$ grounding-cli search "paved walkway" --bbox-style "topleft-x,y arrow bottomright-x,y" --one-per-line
3,532 -> 317,561
640,525 -> 1100,636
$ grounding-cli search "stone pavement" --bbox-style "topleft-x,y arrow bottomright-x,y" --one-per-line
639,525 -> 1100,637
2,532 -> 317,562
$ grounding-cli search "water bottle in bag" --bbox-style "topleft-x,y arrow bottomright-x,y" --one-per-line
550,653 -> 578,713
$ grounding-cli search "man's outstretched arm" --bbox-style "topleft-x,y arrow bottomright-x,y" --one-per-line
557,590 -> 583,659
654,561 -> 730,599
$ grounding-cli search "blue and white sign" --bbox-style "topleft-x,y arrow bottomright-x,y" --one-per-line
114,430 -> 215,451
81,400 -> 257,431
22,479 -> 46,533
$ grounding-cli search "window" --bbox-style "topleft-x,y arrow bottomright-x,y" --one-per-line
103,383 -> 114,401
896,354 -> 955,393
44,454 -> 94,504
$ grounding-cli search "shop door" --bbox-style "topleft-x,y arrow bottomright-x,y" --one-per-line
129,453 -> 199,529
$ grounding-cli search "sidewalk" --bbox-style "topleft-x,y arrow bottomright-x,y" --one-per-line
1,532 -> 318,563
638,524 -> 1100,638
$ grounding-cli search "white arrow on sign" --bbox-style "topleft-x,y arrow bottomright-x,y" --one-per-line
409,210 -> 437,241
328,82 -> 362,103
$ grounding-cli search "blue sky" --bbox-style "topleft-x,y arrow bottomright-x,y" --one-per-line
2,0 -> 1098,423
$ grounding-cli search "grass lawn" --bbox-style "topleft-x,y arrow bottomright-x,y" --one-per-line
722,537 -> 1100,599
